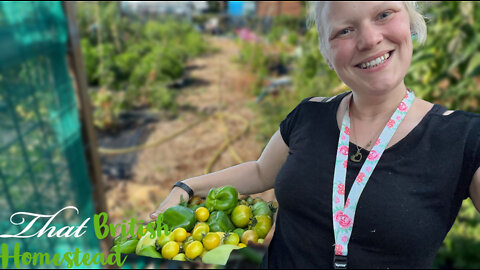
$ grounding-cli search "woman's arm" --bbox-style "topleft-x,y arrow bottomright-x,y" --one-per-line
184,130 -> 289,197
470,167 -> 480,213
151,129 -> 289,218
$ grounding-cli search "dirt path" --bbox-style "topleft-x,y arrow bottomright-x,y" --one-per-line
105,36 -> 275,223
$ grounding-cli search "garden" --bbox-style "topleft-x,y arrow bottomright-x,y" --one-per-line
77,2 -> 480,268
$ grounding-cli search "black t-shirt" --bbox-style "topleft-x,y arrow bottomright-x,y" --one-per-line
262,92 -> 480,269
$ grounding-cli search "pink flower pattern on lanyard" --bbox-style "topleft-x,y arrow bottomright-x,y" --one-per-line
387,119 -> 395,128
398,102 -> 408,111
332,90 -> 415,257
335,244 -> 343,256
337,183 -> 345,195
355,172 -> 366,183
334,211 -> 353,229
367,150 -> 380,161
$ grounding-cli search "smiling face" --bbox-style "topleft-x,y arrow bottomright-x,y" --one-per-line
322,1 -> 413,95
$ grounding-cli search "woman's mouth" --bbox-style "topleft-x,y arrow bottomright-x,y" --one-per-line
355,50 -> 394,70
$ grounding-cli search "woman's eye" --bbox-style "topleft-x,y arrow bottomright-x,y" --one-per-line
337,28 -> 351,37
378,10 -> 392,20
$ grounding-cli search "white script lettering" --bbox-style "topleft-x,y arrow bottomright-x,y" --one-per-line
0,206 -> 90,238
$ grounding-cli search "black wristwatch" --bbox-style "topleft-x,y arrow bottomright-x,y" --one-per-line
172,181 -> 194,199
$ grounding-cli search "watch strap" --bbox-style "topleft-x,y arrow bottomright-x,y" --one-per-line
172,181 -> 194,199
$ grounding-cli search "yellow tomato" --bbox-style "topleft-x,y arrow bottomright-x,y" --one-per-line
231,205 -> 253,228
238,243 -> 247,248
192,225 -> 209,241
185,241 -> 203,260
193,222 -> 209,232
202,232 -> 221,251
161,241 -> 179,260
173,228 -> 187,242
224,233 -> 240,246
241,230 -> 258,245
195,207 -> 210,222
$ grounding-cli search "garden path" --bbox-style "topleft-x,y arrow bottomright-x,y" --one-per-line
105,36 -> 275,223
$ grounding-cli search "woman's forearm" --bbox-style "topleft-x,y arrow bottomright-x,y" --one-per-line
183,161 -> 270,198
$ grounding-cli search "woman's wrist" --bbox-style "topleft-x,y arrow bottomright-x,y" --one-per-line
171,186 -> 190,202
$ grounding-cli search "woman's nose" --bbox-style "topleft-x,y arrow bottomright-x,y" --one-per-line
356,24 -> 383,51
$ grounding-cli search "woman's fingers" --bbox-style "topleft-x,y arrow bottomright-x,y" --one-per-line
150,210 -> 160,220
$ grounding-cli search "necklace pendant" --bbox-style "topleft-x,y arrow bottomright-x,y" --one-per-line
350,152 -> 362,162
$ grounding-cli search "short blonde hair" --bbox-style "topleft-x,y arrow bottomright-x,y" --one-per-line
307,1 -> 427,59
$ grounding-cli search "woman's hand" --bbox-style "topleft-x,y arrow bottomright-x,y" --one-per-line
150,187 -> 189,220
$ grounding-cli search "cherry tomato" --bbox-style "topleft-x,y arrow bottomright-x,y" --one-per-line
195,207 -> 210,222
202,232 -> 221,251
173,228 -> 187,242
224,233 -> 240,246
161,241 -> 179,259
241,230 -> 258,245
231,205 -> 253,228
251,215 -> 272,239
185,241 -> 203,259
192,224 -> 209,241
193,222 -> 209,232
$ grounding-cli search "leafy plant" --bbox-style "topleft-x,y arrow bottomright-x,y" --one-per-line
76,2 -> 209,130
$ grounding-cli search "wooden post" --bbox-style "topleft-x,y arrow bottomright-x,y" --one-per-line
62,1 -> 113,258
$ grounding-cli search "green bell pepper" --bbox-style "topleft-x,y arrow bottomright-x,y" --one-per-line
205,186 -> 238,214
208,211 -> 235,232
162,205 -> 196,232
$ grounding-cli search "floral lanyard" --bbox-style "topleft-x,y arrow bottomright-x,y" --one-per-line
332,90 -> 415,269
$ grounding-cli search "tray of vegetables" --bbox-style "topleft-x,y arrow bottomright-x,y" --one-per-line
110,186 -> 277,265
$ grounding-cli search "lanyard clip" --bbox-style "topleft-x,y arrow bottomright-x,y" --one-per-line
333,255 -> 348,269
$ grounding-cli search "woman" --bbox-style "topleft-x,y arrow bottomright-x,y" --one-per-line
151,2 -> 480,268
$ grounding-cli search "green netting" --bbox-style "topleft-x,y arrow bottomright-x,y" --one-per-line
0,1 -> 100,268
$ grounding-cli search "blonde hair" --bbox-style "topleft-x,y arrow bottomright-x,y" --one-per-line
307,1 -> 427,59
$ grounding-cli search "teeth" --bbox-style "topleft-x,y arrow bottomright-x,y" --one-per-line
359,52 -> 391,69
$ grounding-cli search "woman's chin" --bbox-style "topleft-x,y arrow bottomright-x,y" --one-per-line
349,76 -> 404,95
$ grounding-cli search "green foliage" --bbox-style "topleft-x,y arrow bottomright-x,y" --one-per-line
405,2 -> 480,113
266,15 -> 305,45
76,2 -> 209,130
435,200 -> 480,269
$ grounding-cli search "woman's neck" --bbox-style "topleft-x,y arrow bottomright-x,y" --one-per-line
349,84 -> 408,122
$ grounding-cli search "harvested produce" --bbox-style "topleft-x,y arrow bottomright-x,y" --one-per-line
110,186 -> 277,265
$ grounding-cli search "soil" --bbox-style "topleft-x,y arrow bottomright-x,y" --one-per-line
104,36 -> 276,224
